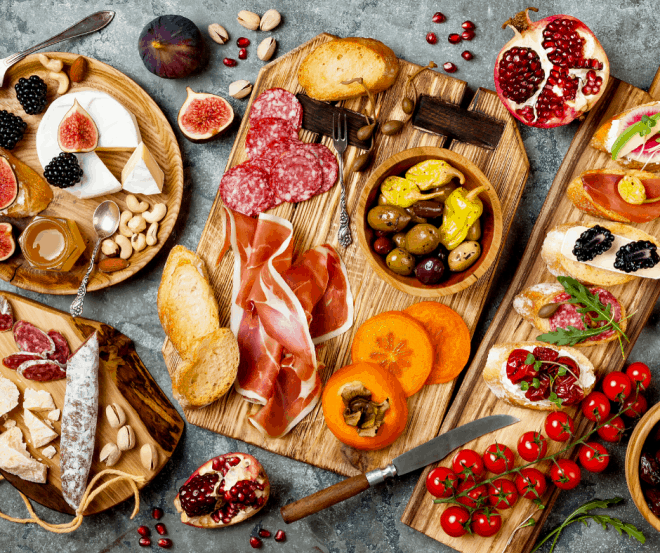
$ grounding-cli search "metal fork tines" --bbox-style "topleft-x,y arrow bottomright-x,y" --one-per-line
332,112 -> 352,247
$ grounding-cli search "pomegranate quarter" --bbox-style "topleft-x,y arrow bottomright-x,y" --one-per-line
494,7 -> 609,128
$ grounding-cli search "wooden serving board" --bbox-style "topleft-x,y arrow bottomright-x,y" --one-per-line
162,33 -> 529,476
0,291 -> 184,515
402,68 -> 660,551
0,53 -> 183,295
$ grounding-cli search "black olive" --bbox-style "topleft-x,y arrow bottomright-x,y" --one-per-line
435,243 -> 450,265
415,256 -> 446,285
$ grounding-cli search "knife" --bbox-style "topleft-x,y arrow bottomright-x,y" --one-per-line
280,414 -> 519,524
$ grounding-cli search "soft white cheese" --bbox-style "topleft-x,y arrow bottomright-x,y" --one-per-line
23,408 -> 58,448
23,388 -> 56,412
121,142 -> 164,195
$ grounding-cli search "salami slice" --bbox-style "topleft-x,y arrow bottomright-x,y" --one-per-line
270,151 -> 323,203
3,352 -> 44,370
18,359 -> 66,381
13,321 -> 55,355
47,330 -> 71,364
245,117 -> 298,159
248,88 -> 303,130
247,157 -> 275,176
0,295 -> 13,332
300,143 -> 339,193
220,164 -> 275,217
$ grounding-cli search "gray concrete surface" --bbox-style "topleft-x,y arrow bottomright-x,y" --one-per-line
0,1 -> 659,551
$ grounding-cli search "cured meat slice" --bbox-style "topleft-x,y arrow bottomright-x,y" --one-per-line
582,173 -> 660,223
247,157 -> 275,176
220,164 -> 275,218
245,117 -> 298,159
270,151 -> 323,203
3,352 -> 44,370
13,321 -> 55,355
259,137 -> 302,167
0,295 -> 13,332
18,359 -> 66,381
548,288 -> 621,342
47,330 -> 70,364
248,88 -> 303,130
300,143 -> 339,194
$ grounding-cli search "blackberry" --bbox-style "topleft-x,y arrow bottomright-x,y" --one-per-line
614,240 -> 660,273
43,153 -> 83,188
15,75 -> 48,115
178,473 -> 219,517
572,225 -> 614,262
0,110 -> 27,150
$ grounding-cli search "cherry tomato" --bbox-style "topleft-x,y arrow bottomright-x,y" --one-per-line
471,509 -> 502,538
456,481 -> 488,508
549,459 -> 581,490
597,416 -> 626,442
626,362 -> 652,392
602,371 -> 633,403
622,393 -> 648,418
515,468 -> 547,500
440,505 -> 470,538
579,442 -> 610,473
452,449 -> 485,482
483,443 -> 515,474
582,391 -> 611,422
544,412 -> 575,442
517,431 -> 548,462
488,478 -> 518,510
426,467 -> 459,498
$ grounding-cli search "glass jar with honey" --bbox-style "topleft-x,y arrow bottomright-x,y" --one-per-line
19,216 -> 86,272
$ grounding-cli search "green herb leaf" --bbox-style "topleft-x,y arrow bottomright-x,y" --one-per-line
525,353 -> 535,365
532,378 -> 540,389
521,381 -> 530,391
611,113 -> 660,160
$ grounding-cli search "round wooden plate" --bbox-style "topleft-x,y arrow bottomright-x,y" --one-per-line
0,53 -> 183,295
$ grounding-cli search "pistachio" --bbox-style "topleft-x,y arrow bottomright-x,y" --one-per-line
208,23 -> 229,44
140,443 -> 158,471
229,79 -> 253,99
260,9 -> 281,31
106,403 -> 126,428
117,425 -> 136,451
257,37 -> 277,61
237,10 -> 260,31
381,120 -> 404,135
100,443 -> 121,467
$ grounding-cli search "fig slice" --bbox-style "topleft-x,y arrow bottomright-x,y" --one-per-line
0,157 -> 18,210
177,87 -> 234,143
57,99 -> 99,153
0,222 -> 16,261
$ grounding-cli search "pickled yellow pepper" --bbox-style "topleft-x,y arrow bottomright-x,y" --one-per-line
438,186 -> 487,250
380,176 -> 449,208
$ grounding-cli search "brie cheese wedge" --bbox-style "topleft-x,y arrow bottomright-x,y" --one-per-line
23,408 -> 58,448
122,142 -> 164,195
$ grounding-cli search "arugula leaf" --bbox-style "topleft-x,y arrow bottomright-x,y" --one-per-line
537,324 -> 614,346
611,112 -> 660,160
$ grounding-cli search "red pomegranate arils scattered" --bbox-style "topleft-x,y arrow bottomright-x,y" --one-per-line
448,33 -> 461,44
237,37 -> 250,47
462,51 -> 474,61
158,539 -> 173,549
137,526 -> 151,537
462,20 -> 476,30
432,12 -> 446,23
139,538 -> 151,547
223,58 -> 237,67
250,536 -> 263,549
461,30 -> 475,41
443,62 -> 458,73
152,507 -> 164,520
258,528 -> 271,538
275,530 -> 286,542
426,32 -> 438,44
155,523 -> 167,535
239,48 -> 248,60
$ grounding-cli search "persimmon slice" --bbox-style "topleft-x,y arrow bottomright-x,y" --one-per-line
404,302 -> 471,385
351,311 -> 433,396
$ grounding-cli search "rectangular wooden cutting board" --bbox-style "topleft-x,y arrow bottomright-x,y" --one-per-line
401,68 -> 660,552
162,33 -> 529,476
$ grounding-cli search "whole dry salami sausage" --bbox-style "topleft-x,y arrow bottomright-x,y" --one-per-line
248,88 -> 303,130
18,359 -> 67,381
0,295 -> 13,332
245,117 -> 298,159
270,151 -> 323,203
47,330 -> 71,364
3,352 -> 44,370
13,321 -> 55,355
220,164 -> 275,217
300,143 -> 339,193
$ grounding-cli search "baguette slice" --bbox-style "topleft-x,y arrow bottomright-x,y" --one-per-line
298,37 -> 399,101
513,282 -> 626,347
540,221 -> 660,286
0,148 -> 53,219
483,341 -> 596,411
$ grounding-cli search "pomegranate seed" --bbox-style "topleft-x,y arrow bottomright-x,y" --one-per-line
239,48 -> 248,60
228,457 -> 241,466
448,33 -> 461,44
275,530 -> 286,542
461,30 -> 475,41
212,458 -> 223,471
155,523 -> 167,535
250,536 -> 263,549
158,539 -> 173,549
426,32 -> 437,44
258,529 -> 271,538
462,20 -> 476,30
237,37 -> 250,47
152,507 -> 164,520
443,62 -> 457,73
432,12 -> 446,23
461,51 -> 473,61
139,538 -> 151,547
223,58 -> 237,67
137,526 -> 151,537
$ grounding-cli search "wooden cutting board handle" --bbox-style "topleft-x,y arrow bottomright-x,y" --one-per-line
280,474 -> 370,524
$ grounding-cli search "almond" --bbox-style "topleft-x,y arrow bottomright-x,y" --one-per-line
69,56 -> 87,83
99,257 -> 130,273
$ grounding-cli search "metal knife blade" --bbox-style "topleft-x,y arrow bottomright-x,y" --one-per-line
393,414 -> 519,476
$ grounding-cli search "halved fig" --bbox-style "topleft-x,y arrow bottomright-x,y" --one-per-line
0,223 -> 16,261
177,87 -> 234,143
0,157 -> 18,210
57,99 -> 99,153
174,452 -> 269,528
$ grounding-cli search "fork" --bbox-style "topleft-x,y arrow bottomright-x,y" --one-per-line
0,11 -> 114,86
332,112 -> 352,247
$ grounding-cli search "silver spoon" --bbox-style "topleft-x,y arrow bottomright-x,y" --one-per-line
70,201 -> 120,318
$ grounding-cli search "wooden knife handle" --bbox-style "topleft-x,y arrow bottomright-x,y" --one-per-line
280,474 -> 370,524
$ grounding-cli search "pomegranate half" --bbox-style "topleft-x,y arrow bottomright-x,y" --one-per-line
494,7 -> 609,128
174,452 -> 269,528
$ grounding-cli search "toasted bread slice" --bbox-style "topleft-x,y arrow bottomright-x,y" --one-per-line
0,149 -> 53,218
298,37 -> 399,101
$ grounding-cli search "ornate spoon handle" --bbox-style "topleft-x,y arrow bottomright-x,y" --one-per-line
337,157 -> 352,247
69,238 -> 101,317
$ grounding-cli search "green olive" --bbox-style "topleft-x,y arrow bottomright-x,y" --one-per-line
448,241 -> 481,272
405,223 -> 440,255
351,152 -> 371,172
409,200 -> 444,219
377,194 -> 390,206
405,207 -> 427,224
402,97 -> 415,114
466,219 -> 482,241
428,183 -> 457,204
381,120 -> 404,135
367,205 -> 412,232
386,247 -> 415,276
392,232 -> 406,248
357,124 -> 376,141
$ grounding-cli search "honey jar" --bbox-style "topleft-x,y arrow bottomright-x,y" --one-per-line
19,216 -> 86,272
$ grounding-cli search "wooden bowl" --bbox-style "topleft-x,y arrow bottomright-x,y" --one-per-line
626,400 -> 660,532
357,147 -> 503,297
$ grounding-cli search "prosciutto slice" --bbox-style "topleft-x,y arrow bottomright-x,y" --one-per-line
582,172 -> 660,223
225,207 -> 353,438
